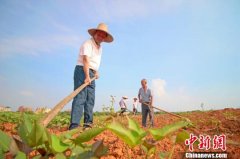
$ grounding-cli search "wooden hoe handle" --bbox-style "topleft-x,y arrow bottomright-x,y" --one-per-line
40,76 -> 97,127
143,102 -> 185,119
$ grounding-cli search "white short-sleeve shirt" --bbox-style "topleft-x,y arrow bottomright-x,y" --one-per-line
133,101 -> 138,109
77,38 -> 102,71
119,99 -> 127,108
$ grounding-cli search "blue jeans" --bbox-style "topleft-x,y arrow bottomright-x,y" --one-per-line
69,65 -> 95,130
141,103 -> 154,127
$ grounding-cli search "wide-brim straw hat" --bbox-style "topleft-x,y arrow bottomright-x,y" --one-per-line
122,96 -> 128,99
88,23 -> 114,43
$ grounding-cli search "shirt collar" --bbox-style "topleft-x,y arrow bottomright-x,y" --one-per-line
91,38 -> 101,49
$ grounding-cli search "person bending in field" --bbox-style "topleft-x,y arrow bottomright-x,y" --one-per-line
119,96 -> 128,116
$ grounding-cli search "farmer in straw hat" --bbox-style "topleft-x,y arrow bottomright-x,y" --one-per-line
69,23 -> 114,130
119,96 -> 128,116
138,78 -> 154,127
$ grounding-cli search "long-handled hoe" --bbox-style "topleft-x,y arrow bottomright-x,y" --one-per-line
12,77 -> 97,152
142,102 -> 191,122
40,76 -> 97,127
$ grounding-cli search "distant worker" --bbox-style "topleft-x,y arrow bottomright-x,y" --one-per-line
138,79 -> 154,127
133,97 -> 138,115
119,96 -> 128,116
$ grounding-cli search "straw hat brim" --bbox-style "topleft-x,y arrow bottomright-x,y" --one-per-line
88,29 -> 113,43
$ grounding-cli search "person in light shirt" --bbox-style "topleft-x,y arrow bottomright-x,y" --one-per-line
138,79 -> 154,127
119,96 -> 128,116
69,23 -> 114,130
133,97 -> 138,115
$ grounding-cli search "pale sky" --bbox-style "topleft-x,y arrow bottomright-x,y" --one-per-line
0,0 -> 239,112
